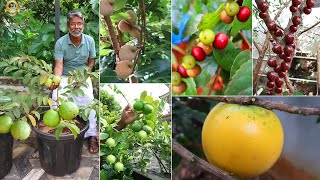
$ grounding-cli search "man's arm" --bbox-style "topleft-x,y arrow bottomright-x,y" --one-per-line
87,58 -> 95,71
116,104 -> 137,131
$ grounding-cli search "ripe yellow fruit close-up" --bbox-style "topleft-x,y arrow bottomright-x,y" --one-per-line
202,103 -> 284,178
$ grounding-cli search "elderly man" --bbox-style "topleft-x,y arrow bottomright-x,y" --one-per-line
49,10 -> 98,153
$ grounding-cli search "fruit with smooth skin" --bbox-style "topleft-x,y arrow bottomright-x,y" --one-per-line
285,33 -> 294,44
11,121 -> 31,140
118,20 -> 131,33
177,65 -> 189,78
290,6 -> 298,12
306,0 -> 315,8
303,7 -> 312,14
126,10 -> 137,24
267,71 -> 276,81
181,55 -> 196,70
131,122 -> 143,132
290,25 -> 298,33
44,78 -> 53,88
281,62 -> 290,71
267,22 -> 277,31
272,44 -> 282,54
267,57 -> 277,67
141,167 -> 147,173
133,101 -> 144,111
106,154 -> 116,164
0,115 -> 13,134
58,101 -> 79,120
237,6 -> 251,22
43,109 -> 60,128
292,16 -> 302,26
292,0 -> 302,6
173,82 -> 187,94
259,12 -> 267,19
275,77 -> 284,87
119,45 -> 136,61
197,42 -> 213,55
202,103 -> 284,177
275,87 -> 282,94
129,25 -> 141,38
186,65 -> 202,78
219,10 -> 234,24
199,29 -> 215,45
100,0 -> 115,16
114,162 -> 124,172
284,56 -> 292,63
225,2 -> 240,16
52,75 -> 61,84
138,130 -> 147,139
278,71 -> 286,78
142,104 -> 153,115
213,33 -> 228,50
191,46 -> 206,62
279,52 -> 286,59
274,65 -> 282,73
142,125 -> 152,134
284,46 -> 293,56
274,29 -> 283,37
258,1 -> 269,12
267,81 -> 275,88
106,138 -> 116,148
115,60 -> 134,78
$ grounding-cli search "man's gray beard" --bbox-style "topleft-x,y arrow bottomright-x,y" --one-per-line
69,30 -> 82,37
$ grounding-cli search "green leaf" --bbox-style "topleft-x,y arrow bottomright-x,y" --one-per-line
100,133 -> 109,140
0,96 -> 11,103
224,60 -> 252,95
114,0 -> 127,11
134,60 -> 170,78
34,111 -> 40,120
12,70 -> 24,80
140,91 -> 147,101
40,73 -> 48,85
183,78 -> 197,95
4,66 -> 19,75
230,50 -> 251,77
55,124 -> 64,140
183,14 -> 202,38
0,61 -> 9,68
23,73 -> 32,84
197,4 -> 225,31
13,107 -> 21,118
22,102 -> 30,114
75,89 -> 85,97
213,41 -> 241,71
66,123 -> 80,140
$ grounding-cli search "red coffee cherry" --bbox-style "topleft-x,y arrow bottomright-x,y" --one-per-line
213,33 -> 229,50
237,6 -> 251,22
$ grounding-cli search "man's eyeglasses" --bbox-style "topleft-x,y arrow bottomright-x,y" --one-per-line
70,23 -> 83,27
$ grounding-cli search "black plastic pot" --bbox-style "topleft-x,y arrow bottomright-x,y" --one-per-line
32,121 -> 89,176
0,132 -> 13,179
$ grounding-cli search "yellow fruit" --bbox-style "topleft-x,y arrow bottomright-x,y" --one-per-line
202,103 -> 284,178
52,75 -> 61,84
11,121 -> 31,140
44,78 -> 53,88
115,60 -> 134,78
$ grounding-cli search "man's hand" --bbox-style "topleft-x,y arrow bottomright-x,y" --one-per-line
47,83 -> 59,90
116,104 -> 137,131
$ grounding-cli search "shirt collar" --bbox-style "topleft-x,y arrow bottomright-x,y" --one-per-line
67,33 -> 84,46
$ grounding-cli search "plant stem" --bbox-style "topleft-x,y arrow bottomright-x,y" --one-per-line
103,15 -> 120,62
208,66 -> 222,95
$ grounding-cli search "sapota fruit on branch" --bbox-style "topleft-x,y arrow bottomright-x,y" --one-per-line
129,25 -> 141,38
126,10 -> 137,25
115,60 -> 134,78
100,0 -> 115,16
118,20 -> 131,33
119,45 -> 136,61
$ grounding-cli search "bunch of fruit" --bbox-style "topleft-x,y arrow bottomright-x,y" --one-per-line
43,101 -> 79,128
118,10 -> 141,38
105,137 -> 125,172
44,75 -> 61,88
131,100 -> 154,139
0,115 -> 31,140
258,0 -> 315,95
172,29 -> 229,94
220,1 -> 251,24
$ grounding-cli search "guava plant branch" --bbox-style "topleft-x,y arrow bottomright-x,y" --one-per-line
239,31 -> 252,51
103,15 -> 120,62
298,21 -> 320,36
208,66 -> 222,95
151,149 -> 169,174
172,140 -> 238,180
253,33 -> 271,88
204,96 -> 320,116
115,22 -> 125,47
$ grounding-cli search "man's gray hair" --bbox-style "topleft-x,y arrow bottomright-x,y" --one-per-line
67,11 -> 84,24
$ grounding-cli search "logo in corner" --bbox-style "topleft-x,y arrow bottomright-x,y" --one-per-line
5,0 -> 20,16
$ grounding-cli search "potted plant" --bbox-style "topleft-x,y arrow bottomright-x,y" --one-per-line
0,55 -> 99,176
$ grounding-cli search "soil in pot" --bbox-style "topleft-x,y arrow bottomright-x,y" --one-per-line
32,118 -> 89,176
0,132 -> 13,179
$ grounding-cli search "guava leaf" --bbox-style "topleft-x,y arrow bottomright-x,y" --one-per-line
224,60 -> 252,95
230,0 -> 252,36
100,133 -> 109,140
0,96 -> 11,103
197,4 -> 225,31
140,90 -> 147,101
213,41 -> 241,71
66,123 -> 80,140
230,50 -> 251,77
55,124 -> 64,140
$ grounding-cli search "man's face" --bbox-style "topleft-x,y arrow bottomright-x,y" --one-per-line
68,16 -> 83,37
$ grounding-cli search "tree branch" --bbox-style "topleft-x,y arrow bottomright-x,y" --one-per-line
317,47 -> 320,95
172,140 -> 237,180
285,74 -> 294,95
298,21 -> 320,37
203,96 -> 320,116
103,15 -> 120,62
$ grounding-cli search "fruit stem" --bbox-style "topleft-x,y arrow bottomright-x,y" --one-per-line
239,31 -> 252,51
208,66 -> 222,95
